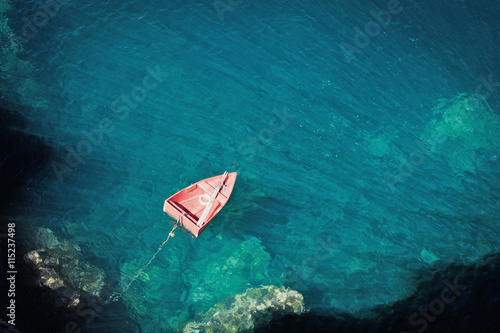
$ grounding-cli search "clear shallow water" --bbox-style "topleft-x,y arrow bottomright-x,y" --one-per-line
4,0 -> 500,331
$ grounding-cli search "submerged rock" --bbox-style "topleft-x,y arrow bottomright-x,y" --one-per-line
186,237 -> 275,308
420,248 -> 439,265
24,227 -> 106,308
183,285 -> 305,332
422,93 -> 500,174
364,133 -> 391,157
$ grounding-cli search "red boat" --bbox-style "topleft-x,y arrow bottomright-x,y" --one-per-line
163,172 -> 237,237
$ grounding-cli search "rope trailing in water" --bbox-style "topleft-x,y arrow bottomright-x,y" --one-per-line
108,217 -> 181,303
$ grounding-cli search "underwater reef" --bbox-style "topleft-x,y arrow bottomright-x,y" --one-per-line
24,227 -> 106,308
422,93 -> 500,175
185,237 -> 276,308
183,285 -> 305,332
117,235 -> 281,332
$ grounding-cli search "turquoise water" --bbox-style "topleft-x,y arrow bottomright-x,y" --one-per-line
3,0 -> 500,331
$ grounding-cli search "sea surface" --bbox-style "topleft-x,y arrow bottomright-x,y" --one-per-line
3,0 -> 500,331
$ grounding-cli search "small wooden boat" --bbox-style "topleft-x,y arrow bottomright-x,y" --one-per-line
163,172 -> 237,237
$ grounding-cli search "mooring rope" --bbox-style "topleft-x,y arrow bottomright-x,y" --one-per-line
108,217 -> 181,303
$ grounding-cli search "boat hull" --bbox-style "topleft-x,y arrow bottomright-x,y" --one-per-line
163,172 -> 237,237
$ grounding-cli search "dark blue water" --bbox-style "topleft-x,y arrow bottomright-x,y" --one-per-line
3,0 -> 500,331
